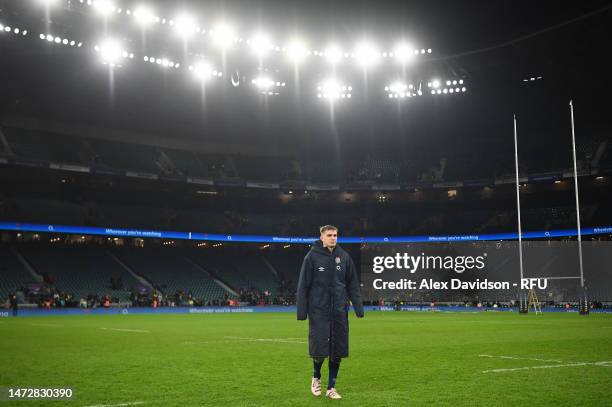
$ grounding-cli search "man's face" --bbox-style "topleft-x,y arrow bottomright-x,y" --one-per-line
320,229 -> 338,248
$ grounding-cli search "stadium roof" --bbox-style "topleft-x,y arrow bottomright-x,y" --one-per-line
0,0 -> 610,155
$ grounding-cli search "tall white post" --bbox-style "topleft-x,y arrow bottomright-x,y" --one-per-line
513,115 -> 524,282
569,100 -> 585,288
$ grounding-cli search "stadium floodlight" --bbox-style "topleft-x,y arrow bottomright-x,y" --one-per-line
191,62 -> 221,81
95,39 -> 123,65
93,0 -> 116,16
323,44 -> 343,65
248,33 -> 273,56
388,82 -> 407,93
286,39 -> 309,64
209,23 -> 236,49
173,14 -> 197,38
133,6 -> 156,25
251,76 -> 275,90
387,81 -> 413,98
393,42 -> 414,63
353,41 -> 380,68
432,80 -> 440,88
317,79 -> 351,100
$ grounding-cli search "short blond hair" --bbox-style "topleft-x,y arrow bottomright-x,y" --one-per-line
319,225 -> 338,234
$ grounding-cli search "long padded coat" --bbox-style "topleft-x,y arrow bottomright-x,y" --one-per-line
297,241 -> 364,359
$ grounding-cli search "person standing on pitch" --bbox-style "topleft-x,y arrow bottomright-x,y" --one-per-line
297,225 -> 364,400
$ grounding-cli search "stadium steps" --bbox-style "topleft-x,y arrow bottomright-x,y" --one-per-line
11,247 -> 44,283
187,256 -> 241,294
260,256 -> 280,279
113,249 -> 228,301
106,251 -> 153,290
0,247 -> 38,300
182,256 -> 237,296
0,127 -> 14,156
17,246 -> 141,301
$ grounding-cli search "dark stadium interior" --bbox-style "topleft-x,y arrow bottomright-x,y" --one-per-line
1,0 -> 611,310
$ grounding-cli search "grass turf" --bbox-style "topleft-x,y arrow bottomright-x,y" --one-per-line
0,311 -> 611,406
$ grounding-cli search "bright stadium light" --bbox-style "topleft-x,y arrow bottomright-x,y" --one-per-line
389,82 -> 407,92
393,42 -> 414,63
133,6 -> 156,25
353,41 -> 380,67
317,79 -> 351,100
323,44 -> 343,65
286,39 -> 309,64
95,40 -> 123,65
248,33 -> 273,56
93,0 -> 116,16
251,76 -> 275,90
432,80 -> 440,88
173,14 -> 197,38
191,62 -> 222,80
209,23 -> 236,49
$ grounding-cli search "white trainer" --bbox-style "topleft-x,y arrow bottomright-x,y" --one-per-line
311,378 -> 322,396
326,388 -> 342,400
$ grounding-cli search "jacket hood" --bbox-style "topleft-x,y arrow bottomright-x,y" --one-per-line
311,239 -> 343,255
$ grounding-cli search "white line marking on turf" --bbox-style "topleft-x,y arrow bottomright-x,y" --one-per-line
182,340 -> 230,345
83,401 -> 145,407
482,361 -> 612,373
30,323 -> 64,327
100,328 -> 150,333
224,336 -> 307,344
479,354 -> 563,363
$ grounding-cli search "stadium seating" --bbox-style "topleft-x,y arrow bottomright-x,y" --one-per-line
0,246 -> 35,299
113,247 -> 228,302
17,244 -> 141,302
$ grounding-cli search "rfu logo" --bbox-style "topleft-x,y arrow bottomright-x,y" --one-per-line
318,266 -> 325,272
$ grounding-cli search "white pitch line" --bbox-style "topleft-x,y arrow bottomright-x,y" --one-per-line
182,340 -> 231,345
483,361 -> 612,373
224,336 -> 307,344
83,401 -> 145,407
100,328 -> 150,333
479,354 -> 563,363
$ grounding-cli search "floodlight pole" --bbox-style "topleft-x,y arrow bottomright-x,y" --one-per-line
569,100 -> 585,288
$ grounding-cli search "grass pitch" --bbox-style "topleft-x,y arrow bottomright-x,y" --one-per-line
1,311 -> 611,406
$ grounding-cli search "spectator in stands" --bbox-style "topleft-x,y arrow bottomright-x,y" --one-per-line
297,225 -> 364,400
